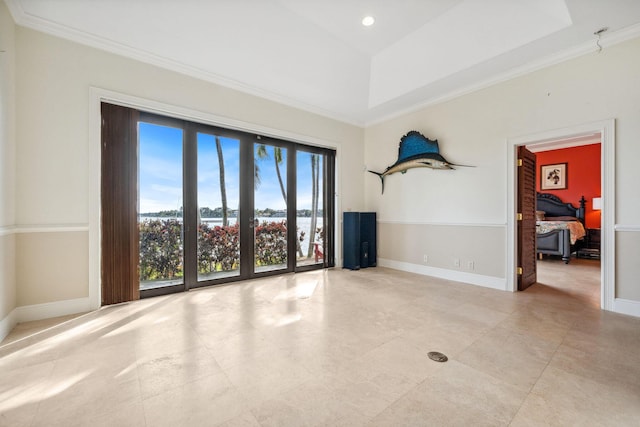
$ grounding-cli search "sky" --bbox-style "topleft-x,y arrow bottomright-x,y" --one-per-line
138,122 -> 323,214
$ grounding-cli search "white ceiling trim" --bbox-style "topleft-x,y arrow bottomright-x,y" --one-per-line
368,0 -> 572,107
366,22 -> 640,126
4,0 -> 358,125
6,0 -> 640,128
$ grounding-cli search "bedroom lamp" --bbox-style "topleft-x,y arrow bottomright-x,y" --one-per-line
592,197 -> 602,210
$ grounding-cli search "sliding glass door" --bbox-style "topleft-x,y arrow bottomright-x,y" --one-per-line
196,132 -> 241,282
138,121 -> 185,293
296,149 -> 325,268
129,110 -> 335,298
254,142 -> 289,273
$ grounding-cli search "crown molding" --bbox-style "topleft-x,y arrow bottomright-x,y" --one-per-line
5,0 -> 364,127
7,0 -> 640,128
365,23 -> 640,126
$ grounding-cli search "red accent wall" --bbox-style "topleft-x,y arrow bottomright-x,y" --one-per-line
535,144 -> 601,229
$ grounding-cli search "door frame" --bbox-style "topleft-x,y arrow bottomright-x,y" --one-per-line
88,87 -> 341,310
506,119 -> 615,311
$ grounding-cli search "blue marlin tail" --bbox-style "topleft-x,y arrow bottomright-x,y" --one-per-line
368,130 -> 473,194
368,170 -> 386,194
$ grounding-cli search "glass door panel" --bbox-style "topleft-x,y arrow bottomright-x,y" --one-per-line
132,111 -> 333,300
138,122 -> 184,291
196,133 -> 241,282
296,151 -> 324,267
254,143 -> 288,273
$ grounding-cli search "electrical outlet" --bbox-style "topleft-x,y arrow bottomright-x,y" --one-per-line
423,254 -> 428,263
454,258 -> 460,267
467,261 -> 475,270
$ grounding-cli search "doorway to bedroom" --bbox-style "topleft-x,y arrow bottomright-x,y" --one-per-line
521,136 -> 602,308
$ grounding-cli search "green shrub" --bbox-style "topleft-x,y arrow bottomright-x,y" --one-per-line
139,219 -> 293,281
139,219 -> 183,280
254,220 -> 287,266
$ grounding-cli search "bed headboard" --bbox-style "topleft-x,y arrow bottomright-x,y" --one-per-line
536,193 -> 586,224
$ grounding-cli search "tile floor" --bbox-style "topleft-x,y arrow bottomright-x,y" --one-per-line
1,259 -> 639,426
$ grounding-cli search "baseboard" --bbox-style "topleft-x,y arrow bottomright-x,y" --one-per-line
14,297 -> 92,324
378,258 -> 507,291
613,298 -> 640,318
0,308 -> 18,342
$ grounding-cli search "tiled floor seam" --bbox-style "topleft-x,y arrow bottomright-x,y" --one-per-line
506,333 -> 565,426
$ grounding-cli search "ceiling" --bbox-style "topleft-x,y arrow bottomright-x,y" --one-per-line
6,0 -> 640,125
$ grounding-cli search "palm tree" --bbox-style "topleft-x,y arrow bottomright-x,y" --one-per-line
256,144 -> 304,257
273,147 -> 287,203
215,136 -> 228,227
255,143 -> 268,190
273,147 -> 304,258
307,154 -> 320,258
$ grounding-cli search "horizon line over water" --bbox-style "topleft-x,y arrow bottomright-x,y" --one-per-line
138,216 -> 322,222
139,216 -> 324,240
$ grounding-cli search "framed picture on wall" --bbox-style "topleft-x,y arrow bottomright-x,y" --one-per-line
541,163 -> 567,190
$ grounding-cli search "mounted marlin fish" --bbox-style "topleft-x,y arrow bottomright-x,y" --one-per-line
368,130 -> 472,194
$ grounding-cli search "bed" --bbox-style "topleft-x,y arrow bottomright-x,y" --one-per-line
536,193 -> 586,264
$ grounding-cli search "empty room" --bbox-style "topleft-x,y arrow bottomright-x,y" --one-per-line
1,1 -> 640,426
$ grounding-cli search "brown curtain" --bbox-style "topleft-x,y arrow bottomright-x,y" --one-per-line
101,103 -> 140,304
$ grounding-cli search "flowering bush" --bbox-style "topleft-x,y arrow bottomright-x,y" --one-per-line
254,221 -> 287,266
139,219 -> 290,281
197,223 -> 240,273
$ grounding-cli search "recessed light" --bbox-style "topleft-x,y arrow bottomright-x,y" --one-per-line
362,16 -> 375,27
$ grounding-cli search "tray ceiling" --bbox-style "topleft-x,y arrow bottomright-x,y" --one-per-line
6,0 -> 640,125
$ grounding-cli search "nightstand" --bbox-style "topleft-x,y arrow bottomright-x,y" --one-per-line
577,228 -> 600,259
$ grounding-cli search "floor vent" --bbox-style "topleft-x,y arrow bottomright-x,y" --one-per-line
428,351 -> 448,362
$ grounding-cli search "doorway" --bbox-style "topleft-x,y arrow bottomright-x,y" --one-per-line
507,120 -> 615,311
101,103 -> 336,304
518,139 -> 602,301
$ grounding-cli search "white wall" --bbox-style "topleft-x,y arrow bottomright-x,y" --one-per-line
15,29 -> 365,226
365,37 -> 640,306
4,3 -> 640,333
0,0 -> 17,339
10,25 -> 364,314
